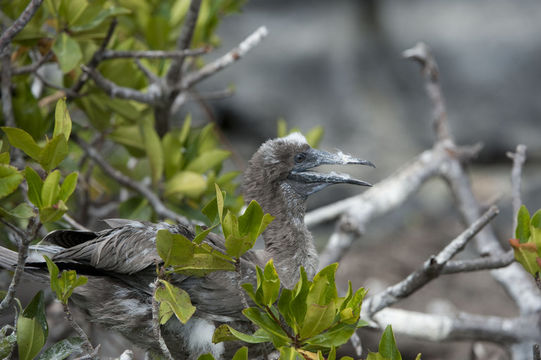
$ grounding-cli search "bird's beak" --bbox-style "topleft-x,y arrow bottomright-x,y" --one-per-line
288,148 -> 374,195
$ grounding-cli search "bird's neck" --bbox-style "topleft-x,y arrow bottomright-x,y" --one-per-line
253,182 -> 318,288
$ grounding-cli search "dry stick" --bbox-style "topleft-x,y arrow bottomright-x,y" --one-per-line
62,302 -> 96,356
364,206 -> 499,316
151,279 -> 174,360
441,250 -> 514,274
101,48 -> 208,60
507,144 -> 527,234
75,136 -> 189,225
181,26 -> 269,89
0,0 -> 44,54
402,42 -> 451,142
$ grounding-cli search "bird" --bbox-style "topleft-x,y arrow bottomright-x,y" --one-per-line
0,132 -> 374,359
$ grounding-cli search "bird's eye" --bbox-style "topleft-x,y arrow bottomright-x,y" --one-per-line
294,153 -> 306,163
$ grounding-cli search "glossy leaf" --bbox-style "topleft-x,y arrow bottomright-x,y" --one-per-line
238,200 -> 274,242
0,203 -> 35,219
43,256 -> 87,304
509,238 -> 540,276
215,184 -> 225,222
162,131 -> 183,180
186,149 -> 230,174
300,301 -> 336,339
531,210 -> 541,229
305,126 -> 324,148
0,164 -> 23,199
515,205 -> 531,243
197,354 -> 215,360
37,337 -> 85,360
232,346 -> 248,360
213,325 -> 271,344
40,135 -> 69,171
378,325 -> 402,360
304,323 -> 357,348
52,33 -> 83,73
1,127 -> 41,160
41,170 -> 61,207
0,152 -> 9,165
53,98 -> 72,141
22,291 -> 48,340
242,307 -> 289,345
278,347 -> 303,360
39,200 -> 68,223
155,279 -> 196,325
17,316 -> 45,360
261,260 -> 280,307
141,117 -> 163,185
156,230 -> 192,268
25,167 -> 43,207
307,263 -> 338,306
58,172 -> 78,202
70,6 -> 131,32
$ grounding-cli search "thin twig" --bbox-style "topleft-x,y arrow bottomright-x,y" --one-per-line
152,279 -> 174,360
182,26 -> 268,89
507,144 -> 527,235
33,71 -> 79,98
441,250 -> 514,274
101,48 -> 208,60
62,302 -> 96,356
75,136 -> 189,225
70,18 -> 117,96
365,206 -> 499,316
402,42 -> 451,142
166,0 -> 202,87
12,51 -> 53,75
134,59 -> 161,84
82,65 -> 160,104
62,214 -> 90,231
0,0 -> 44,54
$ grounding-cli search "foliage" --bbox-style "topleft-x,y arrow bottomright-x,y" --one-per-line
510,205 -> 541,277
277,118 -> 324,148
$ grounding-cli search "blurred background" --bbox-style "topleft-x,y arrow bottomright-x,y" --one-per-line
195,1 -> 541,358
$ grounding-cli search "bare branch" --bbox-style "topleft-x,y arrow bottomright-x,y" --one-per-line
182,26 -> 269,89
441,250 -> 514,274
403,42 -> 450,141
0,0 -> 44,54
33,71 -> 80,98
507,144 -> 527,234
370,308 -> 541,344
364,206 -> 499,316
62,302 -> 96,356
12,51 -> 53,75
1,48 -> 15,127
75,136 -> 189,226
166,0 -> 202,87
82,65 -> 160,104
101,47 -> 208,60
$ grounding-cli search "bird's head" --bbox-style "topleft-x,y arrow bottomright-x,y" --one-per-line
243,132 -> 374,203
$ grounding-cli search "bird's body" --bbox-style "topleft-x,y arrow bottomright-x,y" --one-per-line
0,133 -> 373,359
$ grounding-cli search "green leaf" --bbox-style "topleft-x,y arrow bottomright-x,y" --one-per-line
52,33 -> 83,73
366,353 -> 387,360
109,125 -> 145,154
41,170 -> 61,207
43,255 -> 60,297
25,167 -> 43,207
307,263 -> 338,306
304,323 -> 357,348
278,347 -> 303,360
241,307 -> 289,346
140,117 -> 163,185
509,238 -> 540,276
186,149 -> 230,173
277,118 -> 288,137
17,316 -> 45,360
156,230 -> 192,268
155,280 -> 196,325
222,211 -> 239,242
39,200 -> 68,223
197,354 -> 215,360
516,205 -> 531,243
378,325 -> 402,360
215,184 -> 224,222
290,267 -> 310,330
164,171 -> 207,199
162,131 -> 183,180
261,260 -> 280,307
40,135 -> 69,171
277,288 -> 294,328
0,164 -> 23,199
53,98 -> 72,141
232,346 -> 248,360
179,114 -> 192,145
1,127 -> 41,161
43,256 -> 87,303
37,337 -> 85,360
531,210 -> 541,229
70,7 -> 131,32
300,301 -> 336,339
171,252 -> 235,276
0,203 -> 35,219
0,152 -> 9,165
213,325 -> 271,344
58,172 -> 78,202
22,291 -> 48,340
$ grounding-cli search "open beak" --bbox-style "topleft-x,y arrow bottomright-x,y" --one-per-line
288,148 -> 374,195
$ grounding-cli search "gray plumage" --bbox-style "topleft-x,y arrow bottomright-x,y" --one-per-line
0,133 -> 373,359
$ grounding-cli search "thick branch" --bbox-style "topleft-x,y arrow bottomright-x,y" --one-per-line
181,26 -> 268,89
364,206 -> 499,316
0,0 -> 44,54
441,250 -> 514,274
75,137 -> 189,225
370,308 -> 540,344
507,144 -> 527,234
82,65 -> 160,104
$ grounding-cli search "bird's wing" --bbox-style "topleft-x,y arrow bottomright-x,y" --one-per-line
43,229 -> 98,248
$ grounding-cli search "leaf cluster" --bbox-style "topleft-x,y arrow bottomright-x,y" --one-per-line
510,205 -> 541,277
